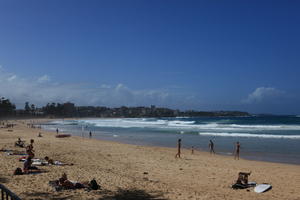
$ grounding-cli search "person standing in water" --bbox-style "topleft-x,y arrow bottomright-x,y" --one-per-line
234,142 -> 240,160
209,140 -> 215,154
175,139 -> 182,158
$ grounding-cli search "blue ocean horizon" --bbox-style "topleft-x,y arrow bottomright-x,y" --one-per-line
41,115 -> 300,165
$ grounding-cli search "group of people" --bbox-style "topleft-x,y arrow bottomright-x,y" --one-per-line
175,139 -> 241,160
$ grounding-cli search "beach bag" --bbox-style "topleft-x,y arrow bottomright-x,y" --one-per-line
89,179 -> 100,190
14,167 -> 23,175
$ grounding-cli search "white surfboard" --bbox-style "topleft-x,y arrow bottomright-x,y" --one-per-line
254,184 -> 272,193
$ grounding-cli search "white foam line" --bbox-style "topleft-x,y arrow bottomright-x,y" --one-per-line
198,132 -> 300,139
51,119 -> 300,131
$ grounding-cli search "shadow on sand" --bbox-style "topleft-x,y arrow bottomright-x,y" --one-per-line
0,176 -> 9,183
21,188 -> 166,200
98,188 -> 167,200
21,192 -> 74,200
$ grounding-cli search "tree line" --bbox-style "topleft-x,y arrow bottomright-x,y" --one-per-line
0,97 -> 250,118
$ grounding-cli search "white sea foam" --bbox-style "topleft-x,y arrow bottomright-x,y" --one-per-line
198,132 -> 300,139
49,118 -> 300,139
75,118 -> 300,131
80,118 -> 168,128
167,120 -> 195,126
48,120 -> 78,125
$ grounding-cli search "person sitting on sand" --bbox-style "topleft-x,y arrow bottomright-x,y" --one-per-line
175,139 -> 182,158
234,141 -> 240,160
15,138 -> 25,148
26,139 -> 35,157
236,172 -> 251,185
38,132 -> 42,137
58,173 -> 76,189
23,156 -> 32,173
58,173 -> 87,189
232,171 -> 252,189
23,156 -> 42,174
209,140 -> 215,154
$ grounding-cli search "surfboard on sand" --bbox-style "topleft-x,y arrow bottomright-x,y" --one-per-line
254,184 -> 272,193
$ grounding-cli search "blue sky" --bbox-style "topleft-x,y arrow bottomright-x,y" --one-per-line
0,0 -> 299,114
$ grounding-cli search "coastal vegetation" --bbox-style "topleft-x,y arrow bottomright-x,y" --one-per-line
0,97 -> 249,118
0,97 -> 16,117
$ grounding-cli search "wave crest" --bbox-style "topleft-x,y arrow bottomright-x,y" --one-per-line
198,132 -> 300,139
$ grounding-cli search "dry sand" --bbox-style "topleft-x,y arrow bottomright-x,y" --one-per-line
0,119 -> 299,200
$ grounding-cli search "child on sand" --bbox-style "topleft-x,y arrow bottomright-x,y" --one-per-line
234,142 -> 240,160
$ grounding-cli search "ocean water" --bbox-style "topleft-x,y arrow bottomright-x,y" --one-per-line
41,116 -> 300,165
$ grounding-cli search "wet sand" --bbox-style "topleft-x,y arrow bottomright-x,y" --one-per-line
0,119 -> 300,200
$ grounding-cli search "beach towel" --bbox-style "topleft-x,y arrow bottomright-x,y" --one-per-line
2,150 -> 27,156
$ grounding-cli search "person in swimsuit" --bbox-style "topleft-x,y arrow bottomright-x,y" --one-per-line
175,139 -> 182,158
234,141 -> 240,160
26,139 -> 35,158
209,140 -> 215,154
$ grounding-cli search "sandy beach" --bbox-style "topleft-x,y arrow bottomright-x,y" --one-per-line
0,119 -> 299,200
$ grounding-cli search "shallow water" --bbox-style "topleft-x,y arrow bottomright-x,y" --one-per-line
41,116 -> 300,165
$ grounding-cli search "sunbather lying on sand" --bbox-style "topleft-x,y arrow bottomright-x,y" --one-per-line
44,156 -> 74,166
12,156 -> 46,175
49,173 -> 99,191
2,149 -> 27,155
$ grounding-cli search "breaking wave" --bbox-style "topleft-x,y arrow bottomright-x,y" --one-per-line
76,118 -> 300,131
46,117 -> 300,140
198,132 -> 300,139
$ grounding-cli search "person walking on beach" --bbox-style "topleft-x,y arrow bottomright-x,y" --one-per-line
209,140 -> 215,154
234,141 -> 240,160
89,131 -> 92,138
56,128 -> 59,134
175,139 -> 182,158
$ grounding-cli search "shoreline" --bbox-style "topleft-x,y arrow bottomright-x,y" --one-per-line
1,119 -> 300,200
41,118 -> 300,166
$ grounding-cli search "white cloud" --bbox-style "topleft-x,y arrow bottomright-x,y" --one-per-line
0,68 -> 191,109
7,75 -> 17,81
243,87 -> 284,103
37,75 -> 50,83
